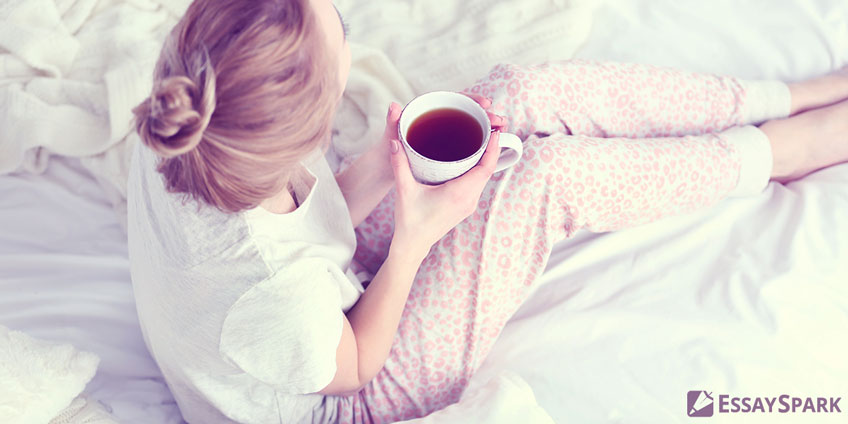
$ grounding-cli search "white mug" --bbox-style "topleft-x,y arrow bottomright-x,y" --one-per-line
397,91 -> 523,185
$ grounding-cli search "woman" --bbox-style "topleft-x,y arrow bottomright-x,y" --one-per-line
127,0 -> 848,422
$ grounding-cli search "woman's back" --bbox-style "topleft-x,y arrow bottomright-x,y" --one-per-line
127,141 -> 365,423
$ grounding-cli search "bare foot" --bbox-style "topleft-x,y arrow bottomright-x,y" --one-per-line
787,66 -> 848,115
760,98 -> 848,183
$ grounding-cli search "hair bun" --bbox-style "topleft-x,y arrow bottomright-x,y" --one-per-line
135,53 -> 216,158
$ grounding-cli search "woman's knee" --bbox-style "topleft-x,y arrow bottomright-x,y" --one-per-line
501,137 -> 563,190
467,64 -> 531,103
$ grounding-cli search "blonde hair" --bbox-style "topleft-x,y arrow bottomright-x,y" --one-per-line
133,0 -> 338,213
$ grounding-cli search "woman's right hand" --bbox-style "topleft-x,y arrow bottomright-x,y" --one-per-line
388,131 -> 501,257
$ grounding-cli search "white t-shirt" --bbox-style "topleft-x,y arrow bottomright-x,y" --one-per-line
127,141 -> 371,423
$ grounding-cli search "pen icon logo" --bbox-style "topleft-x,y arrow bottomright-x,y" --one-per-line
688,390 -> 714,417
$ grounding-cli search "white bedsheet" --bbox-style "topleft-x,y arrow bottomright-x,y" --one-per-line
2,0 -> 848,423
0,157 -> 181,423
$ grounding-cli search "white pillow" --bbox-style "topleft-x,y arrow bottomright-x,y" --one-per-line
0,324 -> 100,424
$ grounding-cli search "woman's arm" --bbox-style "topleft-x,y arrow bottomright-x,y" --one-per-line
335,104 -> 400,228
318,127 -> 500,396
317,237 -> 428,396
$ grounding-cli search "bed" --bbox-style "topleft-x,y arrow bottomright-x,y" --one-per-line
1,0 -> 847,423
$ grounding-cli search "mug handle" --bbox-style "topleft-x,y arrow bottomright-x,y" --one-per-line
493,132 -> 523,173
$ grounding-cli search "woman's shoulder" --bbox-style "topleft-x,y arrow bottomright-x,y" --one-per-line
127,141 -> 258,270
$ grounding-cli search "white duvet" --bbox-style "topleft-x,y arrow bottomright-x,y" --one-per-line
1,0 -> 848,423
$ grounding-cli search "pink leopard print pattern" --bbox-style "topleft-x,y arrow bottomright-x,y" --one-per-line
331,60 -> 761,423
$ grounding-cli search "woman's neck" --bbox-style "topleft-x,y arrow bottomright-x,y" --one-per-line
259,183 -> 298,214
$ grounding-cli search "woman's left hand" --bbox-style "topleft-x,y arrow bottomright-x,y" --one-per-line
335,104 -> 402,227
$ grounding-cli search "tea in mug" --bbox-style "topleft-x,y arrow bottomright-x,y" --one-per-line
406,108 -> 484,162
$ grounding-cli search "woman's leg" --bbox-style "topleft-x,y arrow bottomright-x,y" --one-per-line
351,60 -> 781,275
785,65 -> 848,115
466,60 -> 794,139
336,62 -> 848,422
760,97 -> 848,182
337,125 -> 769,423
352,60 -> 848,270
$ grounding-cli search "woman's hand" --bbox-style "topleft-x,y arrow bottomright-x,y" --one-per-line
337,95 -> 503,229
462,92 -> 508,132
370,102 -> 404,185
388,129 -> 501,257
375,95 -> 504,186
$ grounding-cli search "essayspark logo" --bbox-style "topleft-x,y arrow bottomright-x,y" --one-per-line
688,391 -> 714,417
687,390 -> 843,418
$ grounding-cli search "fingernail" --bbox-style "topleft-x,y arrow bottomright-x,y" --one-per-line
390,139 -> 399,153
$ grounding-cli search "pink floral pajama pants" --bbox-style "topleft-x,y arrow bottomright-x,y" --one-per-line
331,60 -> 788,423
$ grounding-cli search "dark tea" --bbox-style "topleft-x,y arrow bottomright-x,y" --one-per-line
406,108 -> 484,162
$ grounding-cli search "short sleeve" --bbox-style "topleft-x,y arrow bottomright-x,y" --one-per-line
219,257 -> 346,394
